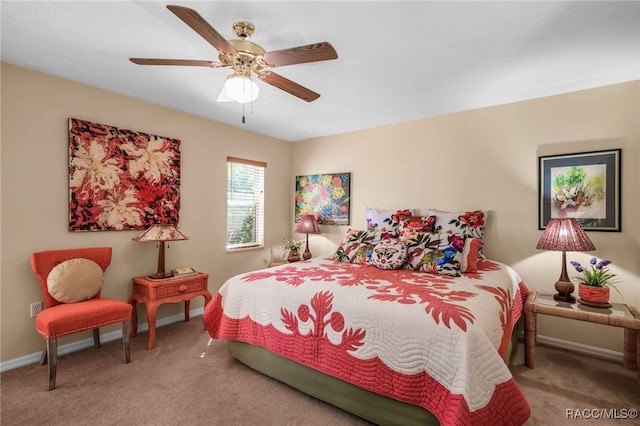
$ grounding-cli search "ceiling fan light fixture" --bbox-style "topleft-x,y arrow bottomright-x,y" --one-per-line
222,74 -> 259,104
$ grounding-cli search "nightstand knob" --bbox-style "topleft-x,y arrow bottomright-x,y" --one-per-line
178,285 -> 187,292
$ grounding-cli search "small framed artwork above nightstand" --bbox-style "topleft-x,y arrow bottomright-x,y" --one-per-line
538,149 -> 621,231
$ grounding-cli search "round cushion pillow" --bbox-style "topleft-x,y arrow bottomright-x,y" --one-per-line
367,238 -> 407,270
47,258 -> 104,303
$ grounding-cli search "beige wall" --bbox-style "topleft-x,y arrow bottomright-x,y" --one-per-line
292,81 -> 639,353
1,63 -> 291,362
2,61 -> 638,364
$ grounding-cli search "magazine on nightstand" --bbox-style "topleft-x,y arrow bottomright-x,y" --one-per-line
171,267 -> 198,278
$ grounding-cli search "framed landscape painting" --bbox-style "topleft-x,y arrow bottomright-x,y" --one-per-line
538,149 -> 621,231
295,173 -> 350,225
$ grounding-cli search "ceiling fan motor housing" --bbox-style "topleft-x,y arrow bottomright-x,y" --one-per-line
232,21 -> 255,39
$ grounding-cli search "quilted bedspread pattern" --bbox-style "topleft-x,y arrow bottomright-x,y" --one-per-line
204,258 -> 530,425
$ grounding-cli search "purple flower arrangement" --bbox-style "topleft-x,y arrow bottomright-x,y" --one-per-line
570,257 -> 619,292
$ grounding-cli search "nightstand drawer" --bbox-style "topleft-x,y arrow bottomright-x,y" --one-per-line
156,279 -> 207,299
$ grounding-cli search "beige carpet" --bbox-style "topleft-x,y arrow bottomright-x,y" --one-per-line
1,317 -> 637,425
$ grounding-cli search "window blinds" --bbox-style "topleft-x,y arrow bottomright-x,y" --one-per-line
226,156 -> 266,250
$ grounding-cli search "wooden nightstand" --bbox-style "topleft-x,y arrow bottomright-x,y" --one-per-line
524,291 -> 640,385
129,272 -> 212,350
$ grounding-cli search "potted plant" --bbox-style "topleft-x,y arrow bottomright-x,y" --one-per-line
570,257 -> 620,308
283,239 -> 303,262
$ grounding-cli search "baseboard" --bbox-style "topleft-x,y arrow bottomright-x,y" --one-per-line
0,307 -> 204,373
537,334 -> 623,363
518,331 -> 624,364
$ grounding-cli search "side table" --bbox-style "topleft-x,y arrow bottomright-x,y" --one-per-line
129,272 -> 212,350
524,291 -> 640,386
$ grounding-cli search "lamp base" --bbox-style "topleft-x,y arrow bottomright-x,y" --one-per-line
302,234 -> 312,260
553,293 -> 576,303
147,272 -> 173,280
553,279 -> 576,303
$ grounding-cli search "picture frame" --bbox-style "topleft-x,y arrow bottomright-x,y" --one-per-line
295,173 -> 351,225
68,118 -> 181,231
538,149 -> 621,231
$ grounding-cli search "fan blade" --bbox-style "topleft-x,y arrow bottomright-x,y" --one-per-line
166,5 -> 236,56
263,42 -> 337,67
258,71 -> 320,102
129,58 -> 225,68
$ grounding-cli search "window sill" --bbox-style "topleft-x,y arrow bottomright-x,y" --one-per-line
226,245 -> 264,254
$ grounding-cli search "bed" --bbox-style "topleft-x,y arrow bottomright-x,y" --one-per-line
204,257 -> 530,425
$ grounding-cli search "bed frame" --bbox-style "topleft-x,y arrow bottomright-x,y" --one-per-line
227,322 -> 520,425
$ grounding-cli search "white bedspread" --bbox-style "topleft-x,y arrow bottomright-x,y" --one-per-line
205,258 -> 530,425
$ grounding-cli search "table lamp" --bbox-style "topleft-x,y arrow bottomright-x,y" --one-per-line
536,218 -> 595,302
295,214 -> 321,260
133,224 -> 189,279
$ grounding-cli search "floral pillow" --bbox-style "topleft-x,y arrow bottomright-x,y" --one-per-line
428,209 -> 488,257
398,215 -> 437,240
367,238 -> 407,270
402,232 -> 463,277
332,229 -> 385,264
366,208 -> 413,236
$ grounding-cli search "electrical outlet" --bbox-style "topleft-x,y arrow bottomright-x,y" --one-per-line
30,301 -> 43,318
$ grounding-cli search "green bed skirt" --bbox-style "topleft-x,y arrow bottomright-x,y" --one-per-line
227,321 -> 520,426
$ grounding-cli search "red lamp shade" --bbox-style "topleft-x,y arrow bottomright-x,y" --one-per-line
536,218 -> 595,252
295,215 -> 321,260
295,214 -> 321,235
536,218 -> 595,302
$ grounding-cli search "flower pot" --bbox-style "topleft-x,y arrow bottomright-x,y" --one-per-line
578,284 -> 611,308
287,249 -> 300,263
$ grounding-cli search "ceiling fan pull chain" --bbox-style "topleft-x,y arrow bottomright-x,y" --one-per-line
242,102 -> 246,124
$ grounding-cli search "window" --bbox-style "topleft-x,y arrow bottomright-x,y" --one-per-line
226,156 -> 265,251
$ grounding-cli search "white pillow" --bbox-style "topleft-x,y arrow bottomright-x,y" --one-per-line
47,258 -> 104,303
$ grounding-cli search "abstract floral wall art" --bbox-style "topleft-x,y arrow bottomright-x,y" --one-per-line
295,173 -> 350,225
68,118 -> 180,231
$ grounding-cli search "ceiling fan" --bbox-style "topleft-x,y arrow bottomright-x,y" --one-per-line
130,5 -> 338,104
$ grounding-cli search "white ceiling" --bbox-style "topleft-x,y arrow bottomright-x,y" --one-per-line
2,1 -> 639,142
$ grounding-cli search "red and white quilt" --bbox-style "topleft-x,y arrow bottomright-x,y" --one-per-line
204,258 -> 530,425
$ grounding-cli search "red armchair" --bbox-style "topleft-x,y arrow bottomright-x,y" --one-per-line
30,247 -> 132,390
